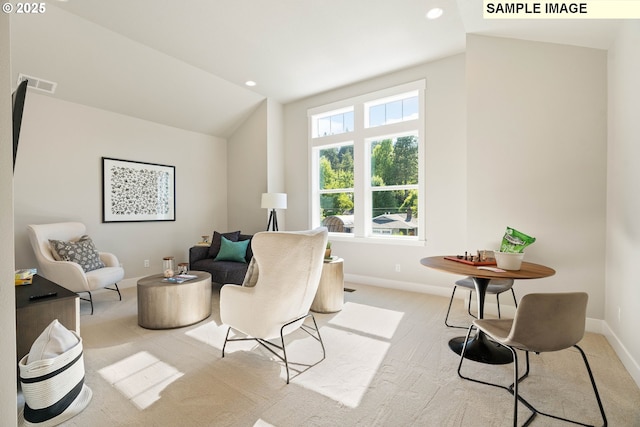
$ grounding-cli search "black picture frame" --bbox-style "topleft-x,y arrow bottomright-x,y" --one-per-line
102,157 -> 175,222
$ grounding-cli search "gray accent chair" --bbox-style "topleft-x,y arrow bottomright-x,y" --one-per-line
457,292 -> 607,427
445,277 -> 517,328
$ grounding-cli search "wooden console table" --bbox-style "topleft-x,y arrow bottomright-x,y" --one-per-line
15,275 -> 80,361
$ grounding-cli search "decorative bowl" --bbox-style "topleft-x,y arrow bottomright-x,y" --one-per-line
493,251 -> 524,270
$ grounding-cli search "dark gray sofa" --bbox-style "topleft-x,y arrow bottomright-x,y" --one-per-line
189,232 -> 253,285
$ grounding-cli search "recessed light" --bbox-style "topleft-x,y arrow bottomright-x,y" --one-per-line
426,7 -> 443,19
245,80 -> 257,87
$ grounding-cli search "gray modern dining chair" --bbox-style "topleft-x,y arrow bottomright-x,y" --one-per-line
457,292 -> 607,427
444,277 -> 517,328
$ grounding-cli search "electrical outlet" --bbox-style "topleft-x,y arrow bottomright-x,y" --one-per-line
144,259 -> 150,268
395,264 -> 401,272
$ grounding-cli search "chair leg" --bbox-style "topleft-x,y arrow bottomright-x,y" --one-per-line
496,288 -> 518,319
305,313 -> 326,360
78,284 -> 121,315
523,345 -> 607,427
445,286 -> 473,329
575,344 -> 608,427
105,283 -> 122,301
458,330 -> 535,425
508,351 -> 530,389
457,325 -> 477,380
466,290 -> 476,318
280,325 -> 291,383
78,291 -> 94,315
221,313 -> 326,384
506,348 -> 540,427
280,313 -> 326,383
444,286 -> 459,328
221,327 -> 232,358
511,347 -> 519,427
462,340 -> 607,427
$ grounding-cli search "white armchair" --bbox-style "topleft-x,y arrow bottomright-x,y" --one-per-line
26,222 -> 125,314
220,227 -> 328,383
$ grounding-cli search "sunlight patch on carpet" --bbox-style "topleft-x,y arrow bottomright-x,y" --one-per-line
288,327 -> 390,408
185,320 -> 258,352
287,303 -> 402,407
98,351 -> 183,410
328,301 -> 404,339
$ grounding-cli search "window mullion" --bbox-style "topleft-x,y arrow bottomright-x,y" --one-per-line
352,103 -> 367,238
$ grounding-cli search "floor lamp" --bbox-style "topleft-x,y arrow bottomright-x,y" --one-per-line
261,193 -> 287,231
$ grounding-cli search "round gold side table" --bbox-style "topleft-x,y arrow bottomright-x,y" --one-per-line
311,257 -> 344,313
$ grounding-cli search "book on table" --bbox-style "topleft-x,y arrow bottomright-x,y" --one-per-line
15,268 -> 37,285
162,274 -> 198,284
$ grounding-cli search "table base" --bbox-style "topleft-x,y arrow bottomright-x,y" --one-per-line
449,332 -> 513,365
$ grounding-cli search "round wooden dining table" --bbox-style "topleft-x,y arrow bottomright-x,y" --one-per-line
420,256 -> 555,365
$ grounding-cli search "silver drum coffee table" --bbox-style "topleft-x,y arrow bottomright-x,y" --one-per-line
137,271 -> 212,329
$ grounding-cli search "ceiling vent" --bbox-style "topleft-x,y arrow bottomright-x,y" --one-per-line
17,74 -> 57,94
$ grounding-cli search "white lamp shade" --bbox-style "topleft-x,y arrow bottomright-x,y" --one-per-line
261,193 -> 287,209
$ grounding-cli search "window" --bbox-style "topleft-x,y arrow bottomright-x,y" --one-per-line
312,107 -> 354,138
370,133 -> 419,236
366,94 -> 419,128
309,81 -> 425,240
318,143 -> 354,229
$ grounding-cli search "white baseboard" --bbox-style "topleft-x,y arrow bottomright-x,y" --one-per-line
345,273 -> 453,298
602,322 -> 640,389
345,273 -> 640,389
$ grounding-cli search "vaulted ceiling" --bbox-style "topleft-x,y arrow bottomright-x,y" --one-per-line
9,0 -> 622,137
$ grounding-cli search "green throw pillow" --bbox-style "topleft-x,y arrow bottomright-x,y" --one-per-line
214,236 -> 249,263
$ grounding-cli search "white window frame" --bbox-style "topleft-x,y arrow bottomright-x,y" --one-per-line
308,80 -> 426,242
314,141 -> 355,225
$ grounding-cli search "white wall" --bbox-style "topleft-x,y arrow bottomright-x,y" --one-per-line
283,54 -> 468,294
13,93 -> 228,278
227,98 -> 286,234
606,21 -> 640,386
1,15 -> 18,427
227,100 -> 268,234
466,35 -> 608,319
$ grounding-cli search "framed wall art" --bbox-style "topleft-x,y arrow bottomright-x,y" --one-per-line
102,157 -> 175,222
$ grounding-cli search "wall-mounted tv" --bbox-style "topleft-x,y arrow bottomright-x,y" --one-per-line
12,79 -> 28,172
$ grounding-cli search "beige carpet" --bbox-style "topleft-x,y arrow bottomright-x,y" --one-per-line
18,283 -> 640,426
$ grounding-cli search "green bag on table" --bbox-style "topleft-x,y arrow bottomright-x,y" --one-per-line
500,226 -> 536,253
